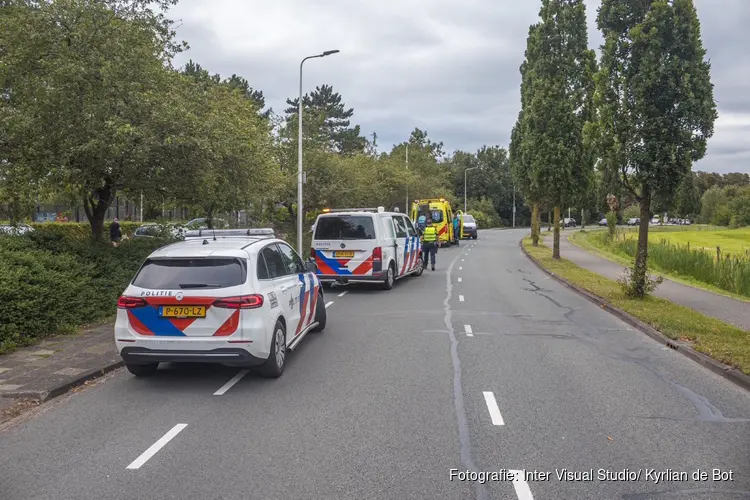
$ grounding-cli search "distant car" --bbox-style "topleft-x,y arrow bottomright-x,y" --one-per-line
598,218 -> 608,226
461,214 -> 478,239
132,223 -> 184,239
651,217 -> 660,225
627,218 -> 640,226
115,228 -> 326,378
560,218 -> 577,228
185,217 -> 228,230
0,224 -> 33,236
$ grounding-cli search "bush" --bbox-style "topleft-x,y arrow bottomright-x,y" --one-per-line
0,234 -> 170,353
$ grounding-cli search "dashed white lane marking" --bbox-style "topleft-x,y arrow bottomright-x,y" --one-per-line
338,291 -> 348,297
459,295 -> 465,302
510,470 -> 534,499
482,391 -> 504,425
127,424 -> 188,470
458,277 -> 462,282
459,266 -> 463,270
214,370 -> 249,396
464,324 -> 473,337
461,259 -> 465,262
325,301 -> 334,308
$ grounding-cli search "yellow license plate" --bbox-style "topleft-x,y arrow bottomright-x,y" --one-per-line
334,251 -> 355,258
160,306 -> 206,318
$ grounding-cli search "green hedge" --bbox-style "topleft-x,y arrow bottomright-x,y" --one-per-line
0,233 -> 171,354
29,221 -> 143,240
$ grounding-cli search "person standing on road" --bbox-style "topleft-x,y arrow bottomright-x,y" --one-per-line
453,213 -> 460,246
422,217 -> 438,271
110,218 -> 122,247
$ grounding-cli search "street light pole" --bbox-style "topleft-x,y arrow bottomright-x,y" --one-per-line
298,49 -> 340,257
512,185 -> 516,228
405,143 -> 409,215
464,166 -> 479,213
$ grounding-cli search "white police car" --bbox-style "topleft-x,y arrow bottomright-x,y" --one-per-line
114,228 -> 326,378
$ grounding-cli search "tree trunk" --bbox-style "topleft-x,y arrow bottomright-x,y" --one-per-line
633,191 -> 652,298
553,206 -> 561,259
83,182 -> 115,242
531,203 -> 539,246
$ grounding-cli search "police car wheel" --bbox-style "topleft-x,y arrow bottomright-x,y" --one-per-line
260,320 -> 286,378
312,291 -> 326,332
382,262 -> 395,290
126,363 -> 158,377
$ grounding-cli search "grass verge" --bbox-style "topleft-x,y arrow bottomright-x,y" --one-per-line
569,230 -> 750,303
522,237 -> 750,376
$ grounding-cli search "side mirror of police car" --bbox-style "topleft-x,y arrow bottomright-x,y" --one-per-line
305,260 -> 318,273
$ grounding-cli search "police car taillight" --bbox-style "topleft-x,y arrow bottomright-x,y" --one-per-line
117,296 -> 147,309
213,295 -> 264,309
372,247 -> 382,263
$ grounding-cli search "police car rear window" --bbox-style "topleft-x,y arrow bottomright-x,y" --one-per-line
314,216 -> 376,240
132,258 -> 246,289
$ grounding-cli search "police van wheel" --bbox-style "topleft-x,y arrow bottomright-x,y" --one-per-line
382,263 -> 395,290
413,257 -> 424,277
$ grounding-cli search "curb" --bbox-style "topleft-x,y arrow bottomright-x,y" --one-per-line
519,239 -> 750,393
2,360 -> 125,403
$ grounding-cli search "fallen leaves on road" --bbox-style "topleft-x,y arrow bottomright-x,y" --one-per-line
0,398 -> 41,424
607,436 -> 613,441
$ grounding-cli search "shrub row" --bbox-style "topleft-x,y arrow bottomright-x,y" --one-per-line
28,221 -> 143,241
589,231 -> 750,297
0,230 -> 171,353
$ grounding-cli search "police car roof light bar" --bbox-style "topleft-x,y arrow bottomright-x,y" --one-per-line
321,208 -> 379,213
184,228 -> 275,239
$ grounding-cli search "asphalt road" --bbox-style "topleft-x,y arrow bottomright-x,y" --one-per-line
1,228 -> 749,500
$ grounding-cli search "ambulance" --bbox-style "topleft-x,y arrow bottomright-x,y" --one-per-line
411,198 -> 457,247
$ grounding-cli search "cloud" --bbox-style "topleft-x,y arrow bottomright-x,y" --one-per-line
168,0 -> 750,174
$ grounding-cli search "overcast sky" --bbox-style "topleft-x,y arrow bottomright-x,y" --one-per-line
169,0 -> 749,174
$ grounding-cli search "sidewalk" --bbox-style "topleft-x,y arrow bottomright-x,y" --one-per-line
0,323 -> 121,418
543,231 -> 750,331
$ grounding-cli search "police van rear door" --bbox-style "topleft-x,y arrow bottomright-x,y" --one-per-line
312,214 -> 378,277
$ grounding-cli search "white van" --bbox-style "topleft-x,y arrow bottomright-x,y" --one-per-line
311,207 -> 424,290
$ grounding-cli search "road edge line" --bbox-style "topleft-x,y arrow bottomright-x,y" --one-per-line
519,238 -> 750,393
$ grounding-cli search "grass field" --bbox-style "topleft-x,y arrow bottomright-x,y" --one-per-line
618,226 -> 750,256
573,227 -> 750,298
523,238 -> 750,375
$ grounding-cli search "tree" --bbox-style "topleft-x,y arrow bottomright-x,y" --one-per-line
1,0 -> 185,240
520,0 -> 597,257
594,0 -> 717,296
284,84 -> 366,155
163,75 -> 280,226
674,171 -> 702,217
510,23 -> 544,245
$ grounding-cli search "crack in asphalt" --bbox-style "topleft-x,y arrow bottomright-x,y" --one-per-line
521,276 -> 750,423
444,244 -> 490,500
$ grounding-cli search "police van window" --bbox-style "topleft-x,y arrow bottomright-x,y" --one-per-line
404,217 -> 418,237
276,243 -> 305,275
132,257 -> 246,289
391,215 -> 407,238
382,216 -> 396,239
260,245 -> 286,279
314,215 -> 376,240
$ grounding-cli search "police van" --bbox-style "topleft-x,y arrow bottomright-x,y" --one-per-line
311,207 -> 424,290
